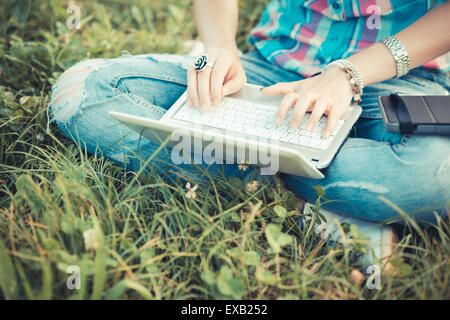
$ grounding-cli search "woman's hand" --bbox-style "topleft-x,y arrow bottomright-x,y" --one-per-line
186,47 -> 247,112
261,66 -> 354,138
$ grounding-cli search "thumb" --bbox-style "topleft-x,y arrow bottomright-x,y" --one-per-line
222,75 -> 246,96
260,82 -> 296,96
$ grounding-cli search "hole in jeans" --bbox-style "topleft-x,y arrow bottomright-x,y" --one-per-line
50,60 -> 108,123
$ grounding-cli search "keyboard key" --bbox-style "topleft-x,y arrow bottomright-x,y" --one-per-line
298,137 -> 310,146
311,132 -> 322,139
280,135 -> 291,143
300,129 -> 311,137
309,138 -> 322,147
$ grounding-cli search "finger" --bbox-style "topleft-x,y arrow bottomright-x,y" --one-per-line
275,92 -> 299,125
260,82 -> 297,96
197,66 -> 213,112
186,68 -> 199,108
210,55 -> 232,106
222,71 -> 246,97
306,96 -> 329,131
290,93 -> 316,128
323,106 -> 344,138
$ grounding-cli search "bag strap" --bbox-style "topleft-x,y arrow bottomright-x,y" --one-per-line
389,94 -> 414,133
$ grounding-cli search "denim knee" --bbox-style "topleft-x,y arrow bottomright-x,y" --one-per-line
49,58 -> 113,128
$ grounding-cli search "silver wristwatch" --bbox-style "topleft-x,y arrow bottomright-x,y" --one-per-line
381,36 -> 410,78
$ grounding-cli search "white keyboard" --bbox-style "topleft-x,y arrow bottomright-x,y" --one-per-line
172,97 -> 344,150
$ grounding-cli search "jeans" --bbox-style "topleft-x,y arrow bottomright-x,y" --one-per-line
49,50 -> 450,223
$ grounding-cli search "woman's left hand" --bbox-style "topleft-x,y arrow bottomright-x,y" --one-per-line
261,66 -> 354,138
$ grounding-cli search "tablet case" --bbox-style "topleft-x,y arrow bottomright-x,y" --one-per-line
378,94 -> 450,135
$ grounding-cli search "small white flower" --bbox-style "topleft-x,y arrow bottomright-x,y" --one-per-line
185,182 -> 198,200
83,229 -> 98,250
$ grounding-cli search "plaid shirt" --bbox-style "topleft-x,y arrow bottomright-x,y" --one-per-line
248,0 -> 449,77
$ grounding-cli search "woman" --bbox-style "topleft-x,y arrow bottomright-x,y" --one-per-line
50,1 -> 450,262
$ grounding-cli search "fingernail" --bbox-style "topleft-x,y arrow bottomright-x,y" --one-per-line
306,122 -> 313,131
323,131 -> 330,139
292,120 -> 300,128
201,103 -> 209,112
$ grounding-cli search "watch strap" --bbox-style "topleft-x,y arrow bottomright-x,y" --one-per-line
382,36 -> 410,78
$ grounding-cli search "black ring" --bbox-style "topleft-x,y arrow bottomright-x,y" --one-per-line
194,54 -> 208,71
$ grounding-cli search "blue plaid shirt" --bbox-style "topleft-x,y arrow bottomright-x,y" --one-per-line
249,0 -> 449,77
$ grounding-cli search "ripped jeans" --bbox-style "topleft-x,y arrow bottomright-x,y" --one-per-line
49,50 -> 450,223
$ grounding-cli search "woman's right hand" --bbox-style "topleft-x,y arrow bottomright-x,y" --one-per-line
186,46 -> 247,112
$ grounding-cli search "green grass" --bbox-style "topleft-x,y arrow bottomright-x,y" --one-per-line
0,0 -> 449,300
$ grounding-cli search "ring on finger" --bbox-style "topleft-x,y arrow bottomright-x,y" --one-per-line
193,54 -> 214,72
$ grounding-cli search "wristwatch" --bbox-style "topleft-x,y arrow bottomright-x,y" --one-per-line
381,36 -> 410,78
